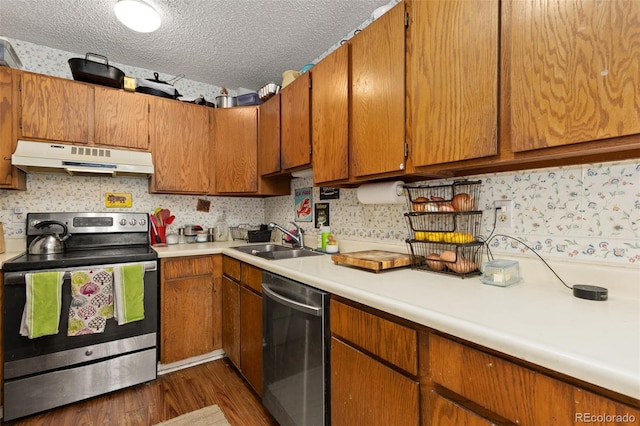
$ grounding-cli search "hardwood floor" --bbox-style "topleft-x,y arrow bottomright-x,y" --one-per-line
5,358 -> 278,426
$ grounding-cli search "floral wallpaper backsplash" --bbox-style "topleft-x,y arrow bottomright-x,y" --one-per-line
265,159 -> 640,266
1,36 -> 639,268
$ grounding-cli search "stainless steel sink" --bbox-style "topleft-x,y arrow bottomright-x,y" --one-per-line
231,244 -> 323,260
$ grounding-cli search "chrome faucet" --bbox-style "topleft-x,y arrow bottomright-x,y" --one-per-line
268,222 -> 308,250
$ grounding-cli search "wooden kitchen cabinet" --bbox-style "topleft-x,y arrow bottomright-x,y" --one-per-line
405,0 -> 498,169
258,93 -> 281,176
508,0 -> 640,153
222,256 -> 264,395
280,71 -> 311,171
149,97 -> 211,194
330,298 -> 421,425
94,86 -> 150,150
222,274 -> 240,367
213,107 -> 258,193
311,43 -> 350,185
160,255 -> 221,365
350,2 -> 406,179
429,333 -> 640,425
0,68 -> 25,190
18,71 -> 93,145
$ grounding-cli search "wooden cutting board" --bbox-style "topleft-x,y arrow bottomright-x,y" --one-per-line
331,250 -> 414,273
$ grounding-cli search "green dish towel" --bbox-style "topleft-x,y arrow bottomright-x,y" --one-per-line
113,263 -> 145,325
20,271 -> 65,339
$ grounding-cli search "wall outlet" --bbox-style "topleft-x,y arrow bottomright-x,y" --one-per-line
346,206 -> 361,223
494,200 -> 512,228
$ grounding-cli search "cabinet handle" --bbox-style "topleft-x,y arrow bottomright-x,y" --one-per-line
487,362 -> 493,368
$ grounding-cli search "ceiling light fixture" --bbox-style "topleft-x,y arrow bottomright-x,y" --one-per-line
114,0 -> 161,33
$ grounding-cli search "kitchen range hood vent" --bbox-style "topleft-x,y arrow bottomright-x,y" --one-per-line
12,140 -> 154,177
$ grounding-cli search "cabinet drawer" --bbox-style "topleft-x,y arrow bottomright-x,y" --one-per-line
223,255 -> 241,281
331,300 -> 417,375
241,262 -> 262,293
429,334 -> 573,425
162,256 -> 214,280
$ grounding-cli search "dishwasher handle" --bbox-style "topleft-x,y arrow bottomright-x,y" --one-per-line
262,283 -> 322,316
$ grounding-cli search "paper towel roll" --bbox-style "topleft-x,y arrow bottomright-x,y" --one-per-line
357,181 -> 405,204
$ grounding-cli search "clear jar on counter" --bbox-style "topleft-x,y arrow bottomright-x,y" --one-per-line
214,211 -> 229,241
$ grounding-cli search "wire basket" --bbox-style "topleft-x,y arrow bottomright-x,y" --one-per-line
405,180 -> 481,213
404,211 -> 482,243
229,224 -> 260,241
406,240 -> 484,277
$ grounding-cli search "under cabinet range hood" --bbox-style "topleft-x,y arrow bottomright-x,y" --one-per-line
12,140 -> 154,177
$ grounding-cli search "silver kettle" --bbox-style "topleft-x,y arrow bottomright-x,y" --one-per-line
28,220 -> 72,255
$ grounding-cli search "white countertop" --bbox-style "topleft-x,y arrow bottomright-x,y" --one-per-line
153,240 -> 640,401
4,239 -> 639,400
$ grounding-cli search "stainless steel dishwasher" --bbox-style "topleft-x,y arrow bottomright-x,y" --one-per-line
262,271 -> 330,426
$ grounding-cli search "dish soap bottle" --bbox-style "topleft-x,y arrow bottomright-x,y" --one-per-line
214,211 -> 229,241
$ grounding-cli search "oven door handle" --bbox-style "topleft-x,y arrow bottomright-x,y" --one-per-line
3,261 -> 157,285
261,283 -> 322,316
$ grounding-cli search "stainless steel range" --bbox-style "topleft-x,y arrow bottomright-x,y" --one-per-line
2,212 -> 158,421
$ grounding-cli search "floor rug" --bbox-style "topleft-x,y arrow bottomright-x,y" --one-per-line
155,405 -> 231,426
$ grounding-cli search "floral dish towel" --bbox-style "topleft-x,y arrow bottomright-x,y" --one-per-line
68,268 -> 114,336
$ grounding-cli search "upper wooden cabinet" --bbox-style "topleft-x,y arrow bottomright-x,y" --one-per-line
0,68 -> 26,190
94,87 -> 150,150
258,94 -> 281,176
18,72 -> 93,144
213,107 -> 258,193
350,2 -> 406,178
311,44 -> 350,185
406,0 -> 498,168
280,72 -> 311,171
508,0 -> 640,152
149,97 -> 211,194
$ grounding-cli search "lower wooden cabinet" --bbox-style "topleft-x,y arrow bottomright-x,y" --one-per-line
429,333 -> 640,425
222,255 -> 264,395
330,298 -> 422,425
429,390 -> 495,426
331,337 -> 420,425
160,255 -> 221,364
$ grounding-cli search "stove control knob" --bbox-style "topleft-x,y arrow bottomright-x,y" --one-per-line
129,219 -> 137,226
139,218 -> 147,226
85,349 -> 93,356
119,219 -> 127,226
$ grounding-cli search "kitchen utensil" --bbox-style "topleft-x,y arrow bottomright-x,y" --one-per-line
136,72 -> 183,99
282,70 -> 301,88
149,215 -> 161,244
68,53 -> 125,88
216,95 -> 237,108
330,250 -> 414,272
237,92 -> 262,106
28,220 -> 72,254
158,209 -> 171,226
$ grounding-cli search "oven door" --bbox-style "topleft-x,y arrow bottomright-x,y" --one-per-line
3,261 -> 158,372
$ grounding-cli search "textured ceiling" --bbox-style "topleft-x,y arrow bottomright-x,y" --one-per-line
0,0 -> 388,90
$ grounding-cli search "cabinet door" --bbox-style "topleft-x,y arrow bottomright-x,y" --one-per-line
0,68 -> 25,189
350,2 -> 405,178
161,257 -> 215,364
222,275 -> 240,368
280,72 -> 311,170
311,44 -> 350,184
509,0 -> 640,151
94,87 -> 149,150
258,94 -> 281,175
240,287 -> 263,395
429,391 -> 495,426
407,0 -> 498,167
19,72 -> 93,144
213,107 -> 258,193
331,338 -> 420,425
149,98 -> 211,193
